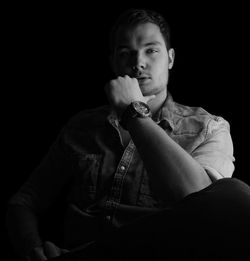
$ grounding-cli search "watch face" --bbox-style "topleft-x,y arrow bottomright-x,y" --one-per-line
133,101 -> 150,116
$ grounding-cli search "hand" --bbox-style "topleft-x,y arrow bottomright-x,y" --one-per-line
105,75 -> 155,116
26,241 -> 69,261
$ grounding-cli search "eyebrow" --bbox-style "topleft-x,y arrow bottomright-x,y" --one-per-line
117,41 -> 162,50
144,41 -> 162,47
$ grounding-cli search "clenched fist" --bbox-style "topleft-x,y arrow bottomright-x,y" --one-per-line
105,75 -> 155,116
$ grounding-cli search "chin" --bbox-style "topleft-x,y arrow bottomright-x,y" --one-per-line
142,86 -> 164,96
140,84 -> 153,94
141,89 -> 154,96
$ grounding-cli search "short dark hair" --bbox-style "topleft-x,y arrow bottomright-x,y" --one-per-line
109,8 -> 172,53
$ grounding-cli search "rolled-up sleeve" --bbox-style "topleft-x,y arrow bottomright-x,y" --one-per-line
192,116 -> 235,181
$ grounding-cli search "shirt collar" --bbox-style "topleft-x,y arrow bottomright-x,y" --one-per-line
152,92 -> 175,132
107,110 -> 119,128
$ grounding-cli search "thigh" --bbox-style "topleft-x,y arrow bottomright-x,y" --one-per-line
177,177 -> 250,226
102,178 -> 250,258
160,178 -> 250,257
52,178 -> 250,260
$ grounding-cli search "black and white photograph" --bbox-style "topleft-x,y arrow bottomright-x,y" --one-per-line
3,2 -> 250,260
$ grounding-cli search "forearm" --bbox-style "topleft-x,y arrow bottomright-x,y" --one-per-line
127,117 -> 212,201
6,205 -> 43,259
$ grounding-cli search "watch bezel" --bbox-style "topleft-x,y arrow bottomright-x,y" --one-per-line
131,101 -> 152,118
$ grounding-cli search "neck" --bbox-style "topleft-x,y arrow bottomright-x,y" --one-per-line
148,89 -> 167,116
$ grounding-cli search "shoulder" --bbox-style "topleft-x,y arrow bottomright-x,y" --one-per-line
172,101 -> 230,136
65,105 -> 111,132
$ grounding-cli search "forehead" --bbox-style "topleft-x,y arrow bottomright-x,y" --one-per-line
115,22 -> 166,48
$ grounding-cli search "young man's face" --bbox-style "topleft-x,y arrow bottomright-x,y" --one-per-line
111,22 -> 174,97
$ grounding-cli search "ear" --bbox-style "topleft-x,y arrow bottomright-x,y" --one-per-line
168,48 -> 175,69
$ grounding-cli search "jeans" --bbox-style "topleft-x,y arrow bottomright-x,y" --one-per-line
49,178 -> 250,260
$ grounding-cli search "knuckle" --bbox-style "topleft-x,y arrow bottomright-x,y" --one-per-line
109,80 -> 116,87
132,77 -> 137,82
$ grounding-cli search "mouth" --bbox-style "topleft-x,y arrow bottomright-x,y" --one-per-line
136,76 -> 151,84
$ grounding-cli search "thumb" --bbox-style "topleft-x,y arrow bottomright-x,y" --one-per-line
144,95 -> 156,103
61,248 -> 70,254
43,241 -> 61,259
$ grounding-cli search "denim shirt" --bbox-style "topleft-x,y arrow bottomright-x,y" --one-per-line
9,93 -> 235,248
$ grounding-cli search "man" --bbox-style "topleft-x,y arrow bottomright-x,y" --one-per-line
6,8 -> 250,260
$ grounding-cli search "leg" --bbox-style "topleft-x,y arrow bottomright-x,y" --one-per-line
99,178 -> 250,259
52,178 -> 250,260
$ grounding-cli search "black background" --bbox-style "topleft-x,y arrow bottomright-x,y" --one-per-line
3,2 -> 249,259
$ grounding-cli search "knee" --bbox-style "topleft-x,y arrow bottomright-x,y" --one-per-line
217,178 -> 250,199
223,177 -> 250,189
181,178 -> 250,214
204,178 -> 250,218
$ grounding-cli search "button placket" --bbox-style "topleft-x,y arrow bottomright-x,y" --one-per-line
106,140 -> 135,209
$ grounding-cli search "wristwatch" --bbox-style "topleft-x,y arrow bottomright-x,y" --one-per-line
120,101 -> 152,130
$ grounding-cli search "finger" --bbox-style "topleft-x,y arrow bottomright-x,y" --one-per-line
61,248 -> 70,254
144,95 -> 156,103
43,241 -> 61,259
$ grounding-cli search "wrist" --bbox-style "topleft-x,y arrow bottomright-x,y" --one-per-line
120,101 -> 152,130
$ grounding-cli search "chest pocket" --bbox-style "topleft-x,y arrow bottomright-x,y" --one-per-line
71,154 -> 102,207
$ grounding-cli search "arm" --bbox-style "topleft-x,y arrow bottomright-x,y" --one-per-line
6,132 -> 71,260
105,75 -> 212,202
6,206 -> 69,261
126,116 -> 212,201
6,205 -> 43,259
192,116 -> 235,181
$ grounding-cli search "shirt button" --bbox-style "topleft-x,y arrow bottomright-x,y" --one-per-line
120,165 -> 125,171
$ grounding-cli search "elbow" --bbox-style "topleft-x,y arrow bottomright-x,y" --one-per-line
176,170 -> 213,201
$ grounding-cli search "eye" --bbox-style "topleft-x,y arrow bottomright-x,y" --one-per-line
118,49 -> 130,57
146,49 -> 158,54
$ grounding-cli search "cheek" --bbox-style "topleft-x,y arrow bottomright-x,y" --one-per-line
154,60 -> 169,82
158,71 -> 168,85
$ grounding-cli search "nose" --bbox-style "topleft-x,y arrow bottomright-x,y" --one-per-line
131,52 -> 146,73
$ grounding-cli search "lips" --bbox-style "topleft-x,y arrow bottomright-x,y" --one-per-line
136,76 -> 150,84
137,76 -> 149,79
